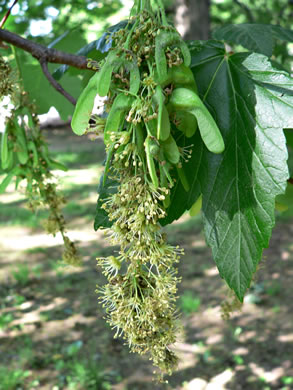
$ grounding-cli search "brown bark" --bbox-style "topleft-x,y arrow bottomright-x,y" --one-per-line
0,28 -> 89,105
174,0 -> 210,40
0,29 -> 88,69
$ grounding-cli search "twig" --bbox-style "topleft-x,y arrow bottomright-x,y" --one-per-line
0,0 -> 18,28
233,0 -> 254,23
40,60 -> 76,105
0,28 -> 90,105
0,28 -> 88,69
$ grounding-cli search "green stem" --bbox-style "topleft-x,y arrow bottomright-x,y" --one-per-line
139,0 -> 146,12
130,0 -> 139,17
124,17 -> 139,49
116,88 -> 138,98
157,0 -> 168,26
140,273 -> 155,290
144,120 -> 152,137
136,281 -> 145,302
11,45 -> 23,81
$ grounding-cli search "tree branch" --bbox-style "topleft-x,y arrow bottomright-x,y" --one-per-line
0,28 -> 91,105
40,60 -> 76,105
0,0 -> 18,29
0,28 -> 88,69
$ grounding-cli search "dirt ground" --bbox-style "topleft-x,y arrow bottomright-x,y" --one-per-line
0,127 -> 292,390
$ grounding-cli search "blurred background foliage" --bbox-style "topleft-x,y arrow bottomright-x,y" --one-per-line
0,0 -> 125,43
211,0 -> 293,27
210,0 -> 293,69
1,0 -> 293,44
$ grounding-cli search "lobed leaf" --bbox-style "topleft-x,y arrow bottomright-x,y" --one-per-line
213,24 -> 293,57
187,40 -> 291,300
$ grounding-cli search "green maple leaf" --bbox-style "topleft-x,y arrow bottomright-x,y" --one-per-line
213,24 -> 293,57
183,40 -> 291,300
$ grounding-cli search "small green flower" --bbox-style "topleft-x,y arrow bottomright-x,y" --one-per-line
97,255 -> 122,277
97,172 -> 183,375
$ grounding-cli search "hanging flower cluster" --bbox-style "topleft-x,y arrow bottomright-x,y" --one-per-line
71,0 -> 223,377
97,173 -> 183,374
0,59 -> 80,266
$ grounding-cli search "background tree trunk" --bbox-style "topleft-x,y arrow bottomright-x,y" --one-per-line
174,0 -> 210,40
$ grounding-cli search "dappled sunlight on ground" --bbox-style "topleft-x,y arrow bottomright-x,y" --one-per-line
0,128 -> 293,389
0,189 -> 26,204
57,167 -> 103,186
0,224 -> 103,251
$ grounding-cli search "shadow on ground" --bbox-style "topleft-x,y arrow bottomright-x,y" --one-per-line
0,127 -> 292,390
